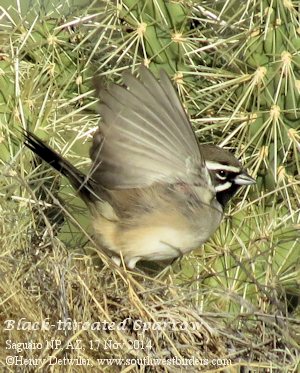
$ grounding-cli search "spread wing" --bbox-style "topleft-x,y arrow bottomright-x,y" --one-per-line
91,66 -> 212,190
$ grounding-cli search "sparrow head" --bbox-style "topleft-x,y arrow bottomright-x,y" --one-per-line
201,144 -> 255,207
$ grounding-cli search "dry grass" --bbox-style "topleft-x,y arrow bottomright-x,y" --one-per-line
1,166 -> 299,371
1,211 -> 299,372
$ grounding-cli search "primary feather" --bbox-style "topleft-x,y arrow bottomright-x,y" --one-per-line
91,66 -> 211,190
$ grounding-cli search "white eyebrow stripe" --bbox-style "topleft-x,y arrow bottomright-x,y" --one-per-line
215,181 -> 232,192
205,161 -> 240,173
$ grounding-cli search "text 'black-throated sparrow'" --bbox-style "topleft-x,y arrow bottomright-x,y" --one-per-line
24,66 -> 255,269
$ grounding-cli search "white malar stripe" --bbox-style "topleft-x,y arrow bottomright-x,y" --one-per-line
205,161 -> 240,173
215,181 -> 232,192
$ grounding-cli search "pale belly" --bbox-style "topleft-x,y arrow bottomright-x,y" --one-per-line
92,201 -> 222,268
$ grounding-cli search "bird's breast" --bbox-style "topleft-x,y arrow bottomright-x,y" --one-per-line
91,195 -> 223,263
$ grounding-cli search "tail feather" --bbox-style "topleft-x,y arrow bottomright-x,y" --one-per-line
24,130 -> 96,203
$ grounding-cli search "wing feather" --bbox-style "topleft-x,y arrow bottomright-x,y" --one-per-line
92,66 -> 208,189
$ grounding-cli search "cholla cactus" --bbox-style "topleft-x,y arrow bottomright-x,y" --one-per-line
114,0 -> 299,198
120,0 -> 189,74
237,0 -> 300,191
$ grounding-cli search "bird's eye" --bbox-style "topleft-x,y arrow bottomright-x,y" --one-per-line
216,170 -> 227,180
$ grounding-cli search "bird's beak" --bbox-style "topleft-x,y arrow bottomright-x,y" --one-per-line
234,171 -> 256,185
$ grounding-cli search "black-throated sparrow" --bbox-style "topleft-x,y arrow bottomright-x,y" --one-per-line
24,66 -> 255,269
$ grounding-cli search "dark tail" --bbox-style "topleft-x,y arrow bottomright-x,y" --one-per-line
24,130 -> 96,203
